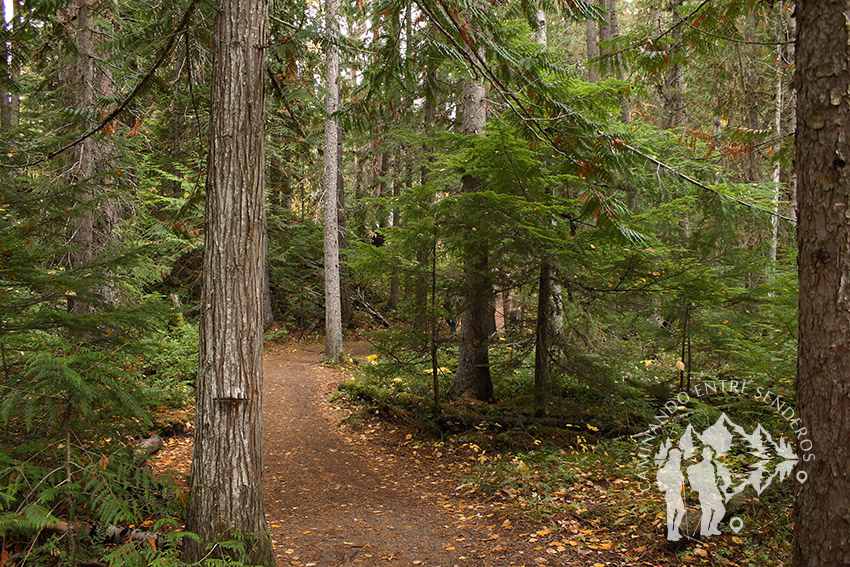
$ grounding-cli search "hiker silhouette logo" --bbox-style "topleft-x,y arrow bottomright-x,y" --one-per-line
653,413 -> 799,540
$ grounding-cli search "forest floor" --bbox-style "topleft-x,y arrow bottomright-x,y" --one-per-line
150,341 -> 755,567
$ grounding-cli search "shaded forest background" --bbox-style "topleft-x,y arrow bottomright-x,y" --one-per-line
0,0 -> 805,564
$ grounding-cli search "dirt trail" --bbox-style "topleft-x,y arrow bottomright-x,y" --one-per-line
262,343 -> 499,567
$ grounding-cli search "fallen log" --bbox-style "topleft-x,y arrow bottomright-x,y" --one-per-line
353,288 -> 389,328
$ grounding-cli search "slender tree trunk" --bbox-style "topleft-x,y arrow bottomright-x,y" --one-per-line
530,11 -> 563,355
387,150 -> 401,310
769,14 -> 783,265
263,236 -> 274,329
415,59 -> 438,323
533,261 -> 551,416
598,0 -> 628,120
0,0 -> 21,130
11,0 -> 19,127
586,17 -> 599,83
793,2 -> 850,565
64,0 -> 95,316
185,0 -> 272,561
323,0 -> 343,358
338,120 -> 353,324
662,0 -> 684,129
453,61 -> 494,402
783,1 -> 797,222
0,1 -> 10,132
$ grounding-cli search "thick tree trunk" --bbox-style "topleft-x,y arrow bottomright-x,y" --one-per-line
793,2 -> 850,566
323,0 -> 343,358
184,0 -> 272,561
453,67 -> 494,402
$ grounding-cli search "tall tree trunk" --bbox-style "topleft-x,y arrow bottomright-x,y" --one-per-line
769,13 -> 783,265
415,58 -> 438,323
586,17 -> 599,83
263,236 -> 274,329
607,0 -> 629,121
64,0 -> 96,316
662,0 -> 684,129
185,0 -> 272,561
0,1 -> 10,132
533,261 -> 551,416
793,2 -> 850,565
323,0 -> 343,358
338,120 -> 353,324
743,8 -> 761,181
453,61 -> 494,402
2,0 -> 19,130
783,1 -> 798,222
387,149 -> 401,310
10,0 -> 19,128
530,10 -> 562,372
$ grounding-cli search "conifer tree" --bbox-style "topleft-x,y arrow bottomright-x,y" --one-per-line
323,0 -> 344,359
185,0 -> 273,560
793,0 -> 850,564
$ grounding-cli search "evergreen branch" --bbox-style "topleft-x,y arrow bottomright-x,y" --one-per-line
612,135 -> 797,224
684,20 -> 794,46
1,0 -> 200,170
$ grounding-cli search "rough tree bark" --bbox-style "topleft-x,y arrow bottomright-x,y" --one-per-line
184,0 -> 273,561
793,1 -> 850,565
453,61 -> 494,402
323,0 -> 344,358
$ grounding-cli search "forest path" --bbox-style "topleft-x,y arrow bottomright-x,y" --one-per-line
262,342 -> 503,567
